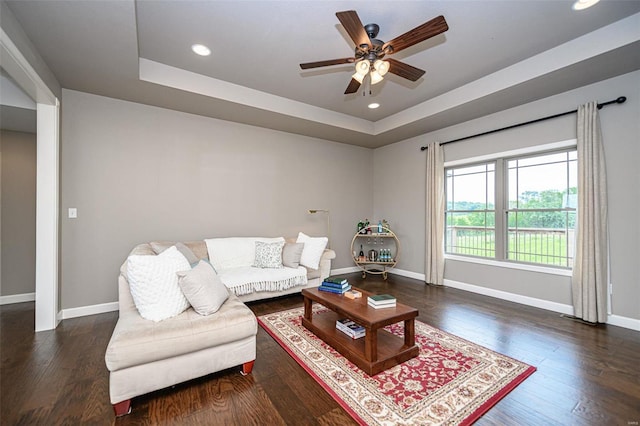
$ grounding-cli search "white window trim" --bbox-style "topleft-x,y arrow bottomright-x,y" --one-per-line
445,254 -> 573,276
444,139 -> 578,274
444,139 -> 577,168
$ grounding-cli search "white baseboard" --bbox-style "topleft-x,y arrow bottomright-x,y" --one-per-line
607,314 -> 640,332
332,267 -> 425,280
388,268 -> 426,281
443,279 -> 640,331
330,266 -> 360,275
0,292 -> 35,305
53,273 -> 640,332
444,279 -> 575,315
61,301 -> 119,319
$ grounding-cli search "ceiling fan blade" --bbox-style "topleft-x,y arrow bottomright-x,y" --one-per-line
300,58 -> 355,69
386,58 -> 425,81
336,10 -> 371,50
382,15 -> 448,54
344,78 -> 361,94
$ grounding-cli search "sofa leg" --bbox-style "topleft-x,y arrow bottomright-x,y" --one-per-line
113,399 -> 131,416
241,360 -> 255,376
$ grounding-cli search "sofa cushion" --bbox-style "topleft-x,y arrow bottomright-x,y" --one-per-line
126,246 -> 191,322
218,266 -> 307,296
145,241 -> 209,261
282,242 -> 304,268
253,241 -> 285,268
296,232 -> 328,270
205,237 -> 285,270
177,260 -> 229,315
151,241 -> 200,265
105,294 -> 257,371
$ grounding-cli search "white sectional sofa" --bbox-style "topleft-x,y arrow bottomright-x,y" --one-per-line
105,236 -> 335,415
204,236 -> 335,301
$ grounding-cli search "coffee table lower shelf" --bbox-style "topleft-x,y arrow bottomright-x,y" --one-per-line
302,310 -> 419,376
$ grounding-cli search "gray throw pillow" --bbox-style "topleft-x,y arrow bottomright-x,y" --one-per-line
176,260 -> 229,316
282,242 -> 304,268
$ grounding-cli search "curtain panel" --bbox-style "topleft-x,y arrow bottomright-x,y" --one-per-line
571,101 -> 609,323
425,142 -> 445,285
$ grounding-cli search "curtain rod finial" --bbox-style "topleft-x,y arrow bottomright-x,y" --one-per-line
616,96 -> 626,104
420,146 -> 428,151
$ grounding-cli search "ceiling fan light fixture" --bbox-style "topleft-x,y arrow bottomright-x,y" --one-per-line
374,59 -> 390,76
368,103 -> 380,109
352,72 -> 365,84
300,11 -> 449,95
370,70 -> 384,85
191,44 -> 211,56
572,0 -> 600,10
354,60 -> 370,74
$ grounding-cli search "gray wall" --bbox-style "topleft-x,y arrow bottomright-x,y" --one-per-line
60,89 -> 372,309
0,130 -> 36,296
374,70 -> 640,321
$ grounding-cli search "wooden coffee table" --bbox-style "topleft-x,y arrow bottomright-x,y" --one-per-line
301,287 -> 419,376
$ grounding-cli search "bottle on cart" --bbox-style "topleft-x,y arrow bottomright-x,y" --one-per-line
378,220 -> 382,233
359,244 -> 364,259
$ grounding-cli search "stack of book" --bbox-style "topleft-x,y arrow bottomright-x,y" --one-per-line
367,294 -> 397,309
319,276 -> 351,294
336,318 -> 365,339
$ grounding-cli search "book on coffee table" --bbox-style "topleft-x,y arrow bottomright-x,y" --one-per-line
367,294 -> 396,308
336,318 -> 365,339
324,276 -> 348,285
344,290 -> 362,299
319,283 -> 352,294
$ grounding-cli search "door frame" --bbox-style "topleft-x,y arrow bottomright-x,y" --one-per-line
1,27 -> 60,331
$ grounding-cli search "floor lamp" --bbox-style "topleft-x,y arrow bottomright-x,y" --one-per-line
308,209 -> 330,248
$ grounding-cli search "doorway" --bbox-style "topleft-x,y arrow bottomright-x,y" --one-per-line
1,29 -> 60,331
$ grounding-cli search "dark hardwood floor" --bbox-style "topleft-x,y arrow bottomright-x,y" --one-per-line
2,273 -> 639,425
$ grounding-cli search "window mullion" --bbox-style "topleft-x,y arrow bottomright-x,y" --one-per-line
494,158 -> 505,261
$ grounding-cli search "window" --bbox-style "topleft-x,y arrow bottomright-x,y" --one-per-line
445,163 -> 495,258
506,151 -> 577,267
445,148 -> 577,268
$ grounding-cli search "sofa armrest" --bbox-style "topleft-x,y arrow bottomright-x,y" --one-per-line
317,248 -> 336,281
118,271 -> 137,315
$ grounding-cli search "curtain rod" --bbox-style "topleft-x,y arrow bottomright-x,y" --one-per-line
420,96 -> 627,151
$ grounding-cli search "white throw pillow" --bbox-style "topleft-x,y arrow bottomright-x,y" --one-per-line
177,260 -> 229,315
296,232 -> 328,270
205,237 -> 285,271
253,241 -> 285,268
127,245 -> 191,322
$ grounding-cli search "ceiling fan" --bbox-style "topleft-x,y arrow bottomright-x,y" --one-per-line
300,10 -> 449,94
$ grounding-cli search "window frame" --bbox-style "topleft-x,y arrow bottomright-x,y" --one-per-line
445,161 -> 498,259
444,142 -> 577,271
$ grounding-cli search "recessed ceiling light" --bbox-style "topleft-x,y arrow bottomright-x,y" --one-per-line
572,0 -> 600,10
368,103 -> 380,109
191,44 -> 211,56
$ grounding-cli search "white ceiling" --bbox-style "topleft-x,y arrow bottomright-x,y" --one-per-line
5,0 -> 640,148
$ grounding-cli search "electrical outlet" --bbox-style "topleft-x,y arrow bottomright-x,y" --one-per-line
68,208 -> 77,219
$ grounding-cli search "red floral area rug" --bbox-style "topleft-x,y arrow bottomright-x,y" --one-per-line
258,306 -> 536,425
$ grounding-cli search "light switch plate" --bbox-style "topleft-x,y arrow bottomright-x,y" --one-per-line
68,208 -> 77,219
